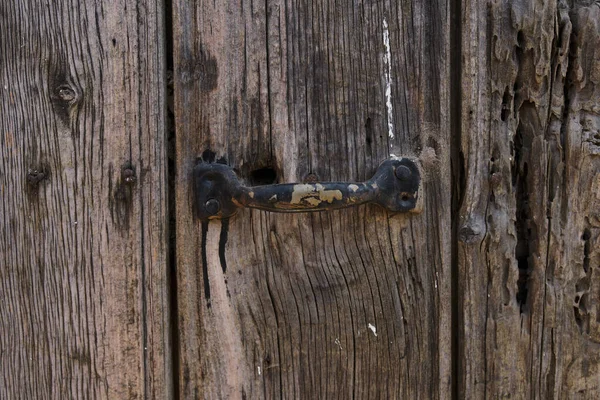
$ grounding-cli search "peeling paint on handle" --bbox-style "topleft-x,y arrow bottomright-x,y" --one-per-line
290,184 -> 343,206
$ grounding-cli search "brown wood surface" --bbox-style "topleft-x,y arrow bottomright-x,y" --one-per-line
3,0 -> 600,398
458,0 -> 600,398
173,0 -> 451,398
0,1 -> 171,398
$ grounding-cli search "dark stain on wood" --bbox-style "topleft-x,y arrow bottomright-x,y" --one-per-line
219,217 -> 229,274
108,163 -> 137,231
71,348 -> 92,366
25,163 -> 50,201
179,46 -> 218,92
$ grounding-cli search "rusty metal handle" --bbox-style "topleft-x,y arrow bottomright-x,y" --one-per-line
193,158 -> 421,221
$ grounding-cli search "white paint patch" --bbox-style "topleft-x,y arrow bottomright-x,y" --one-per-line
291,184 -> 343,205
382,18 -> 395,141
258,366 -> 261,375
348,184 -> 359,192
368,323 -> 378,337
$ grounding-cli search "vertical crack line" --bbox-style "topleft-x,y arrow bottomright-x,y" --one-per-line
164,0 -> 180,397
265,0 -> 274,164
513,123 -> 531,313
135,1 -> 149,396
449,0 -> 463,398
219,218 -> 229,274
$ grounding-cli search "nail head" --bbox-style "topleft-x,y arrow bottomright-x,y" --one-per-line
395,165 -> 411,181
205,198 -> 220,215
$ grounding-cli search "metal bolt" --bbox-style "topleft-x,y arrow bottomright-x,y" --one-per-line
123,168 -> 136,184
395,165 -> 411,181
205,198 -> 221,215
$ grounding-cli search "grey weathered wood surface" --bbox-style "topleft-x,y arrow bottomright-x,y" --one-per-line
3,0 -> 600,398
458,0 -> 600,397
173,0 -> 451,398
0,1 -> 171,398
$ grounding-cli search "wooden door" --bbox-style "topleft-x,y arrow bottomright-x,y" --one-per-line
172,0 -> 451,398
0,1 -> 170,398
458,0 -> 600,397
3,0 -> 600,399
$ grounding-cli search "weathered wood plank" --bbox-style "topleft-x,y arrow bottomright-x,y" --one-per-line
173,0 -> 451,398
458,0 -> 600,397
0,1 -> 171,398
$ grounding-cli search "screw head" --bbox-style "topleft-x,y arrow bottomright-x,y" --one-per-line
205,198 -> 221,215
123,168 -> 136,184
395,165 -> 412,181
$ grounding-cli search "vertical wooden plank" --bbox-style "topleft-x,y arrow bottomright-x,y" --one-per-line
0,0 -> 171,398
173,0 -> 451,398
459,0 -> 600,397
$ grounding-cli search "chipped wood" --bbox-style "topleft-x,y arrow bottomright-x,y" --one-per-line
458,0 -> 600,397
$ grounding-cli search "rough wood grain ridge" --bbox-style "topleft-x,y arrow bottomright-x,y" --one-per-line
0,1 -> 171,398
458,0 -> 600,397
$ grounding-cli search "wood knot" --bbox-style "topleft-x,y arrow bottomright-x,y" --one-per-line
50,79 -> 83,126
55,84 -> 77,102
458,224 -> 483,243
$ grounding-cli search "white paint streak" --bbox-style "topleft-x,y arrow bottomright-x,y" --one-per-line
258,366 -> 261,376
382,18 -> 395,140
335,338 -> 343,350
368,323 -> 378,337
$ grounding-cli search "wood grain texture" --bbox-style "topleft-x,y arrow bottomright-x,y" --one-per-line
0,1 -> 171,398
173,0 -> 451,398
458,0 -> 600,397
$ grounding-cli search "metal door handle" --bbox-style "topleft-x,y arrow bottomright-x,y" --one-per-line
194,157 -> 421,220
